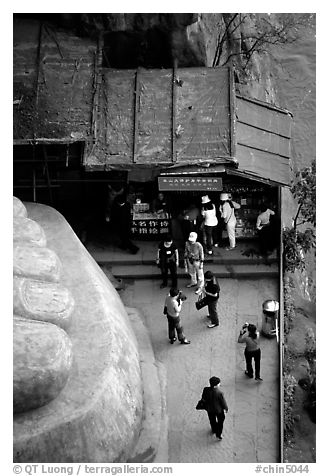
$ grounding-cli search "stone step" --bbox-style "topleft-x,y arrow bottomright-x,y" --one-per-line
99,262 -> 279,280
96,256 -> 277,267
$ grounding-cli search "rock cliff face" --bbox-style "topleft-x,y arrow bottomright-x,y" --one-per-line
15,12 -> 277,99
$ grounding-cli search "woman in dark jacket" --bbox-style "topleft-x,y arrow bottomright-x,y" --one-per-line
238,323 -> 262,381
201,376 -> 228,440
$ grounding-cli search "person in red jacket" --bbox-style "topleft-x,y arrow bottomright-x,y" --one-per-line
201,376 -> 228,440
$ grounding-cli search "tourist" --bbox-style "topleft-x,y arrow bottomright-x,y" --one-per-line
256,205 -> 275,255
219,193 -> 241,250
111,194 -> 139,254
156,234 -> 179,289
181,203 -> 201,240
200,195 -> 218,255
199,376 -> 228,440
151,192 -> 169,214
184,232 -> 204,295
198,270 -> 220,328
238,323 -> 263,381
163,288 -> 190,345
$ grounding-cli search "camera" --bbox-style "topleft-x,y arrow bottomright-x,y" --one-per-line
177,291 -> 187,305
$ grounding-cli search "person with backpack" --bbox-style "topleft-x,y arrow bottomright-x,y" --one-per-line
200,376 -> 229,440
219,193 -> 241,250
238,323 -> 263,381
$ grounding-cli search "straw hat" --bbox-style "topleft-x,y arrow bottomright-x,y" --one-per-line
220,193 -> 229,201
201,195 -> 211,204
188,232 -> 198,242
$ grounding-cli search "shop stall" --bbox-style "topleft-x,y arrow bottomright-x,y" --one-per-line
156,173 -> 278,242
131,202 -> 171,239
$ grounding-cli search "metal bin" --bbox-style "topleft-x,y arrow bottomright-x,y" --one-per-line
261,299 -> 279,338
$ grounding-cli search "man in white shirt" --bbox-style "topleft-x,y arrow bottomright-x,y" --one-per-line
219,193 -> 241,250
184,232 -> 204,294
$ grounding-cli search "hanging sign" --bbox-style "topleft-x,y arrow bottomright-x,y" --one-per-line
158,176 -> 223,191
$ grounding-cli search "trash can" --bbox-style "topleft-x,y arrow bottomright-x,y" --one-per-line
261,300 -> 279,338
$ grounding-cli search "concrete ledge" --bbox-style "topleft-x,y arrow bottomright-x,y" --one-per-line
125,307 -> 166,463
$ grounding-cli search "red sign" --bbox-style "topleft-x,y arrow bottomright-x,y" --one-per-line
158,176 -> 223,191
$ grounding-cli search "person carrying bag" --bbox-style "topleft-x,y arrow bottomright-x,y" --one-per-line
195,270 -> 220,328
197,376 -> 228,440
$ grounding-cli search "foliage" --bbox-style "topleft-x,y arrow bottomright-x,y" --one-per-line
283,276 -> 296,335
283,373 -> 298,440
291,161 -> 316,229
283,161 -> 316,273
283,227 -> 315,273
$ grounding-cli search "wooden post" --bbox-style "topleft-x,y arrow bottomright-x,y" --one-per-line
171,59 -> 178,162
132,68 -> 141,163
91,33 -> 103,144
278,184 -> 284,462
228,66 -> 237,159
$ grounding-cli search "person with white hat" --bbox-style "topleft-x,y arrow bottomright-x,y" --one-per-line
184,232 -> 204,294
219,193 -> 241,250
200,195 -> 218,255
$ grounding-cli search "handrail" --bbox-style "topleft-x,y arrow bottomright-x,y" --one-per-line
278,186 -> 285,462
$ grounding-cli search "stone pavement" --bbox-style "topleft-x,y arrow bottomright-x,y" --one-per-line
119,276 -> 280,463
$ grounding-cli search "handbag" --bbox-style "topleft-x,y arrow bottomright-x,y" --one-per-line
196,398 -> 207,410
195,294 -> 207,311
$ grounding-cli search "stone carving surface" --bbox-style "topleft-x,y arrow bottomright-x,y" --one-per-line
14,216 -> 47,247
13,196 -> 74,414
13,316 -> 73,413
13,196 -> 28,218
13,277 -> 74,330
13,197 -> 143,463
13,244 -> 62,282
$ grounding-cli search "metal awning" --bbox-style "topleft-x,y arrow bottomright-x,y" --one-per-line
159,161 -> 289,187
226,167 -> 288,186
159,161 -> 231,176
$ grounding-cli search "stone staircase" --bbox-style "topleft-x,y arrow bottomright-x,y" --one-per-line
86,239 -> 279,281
